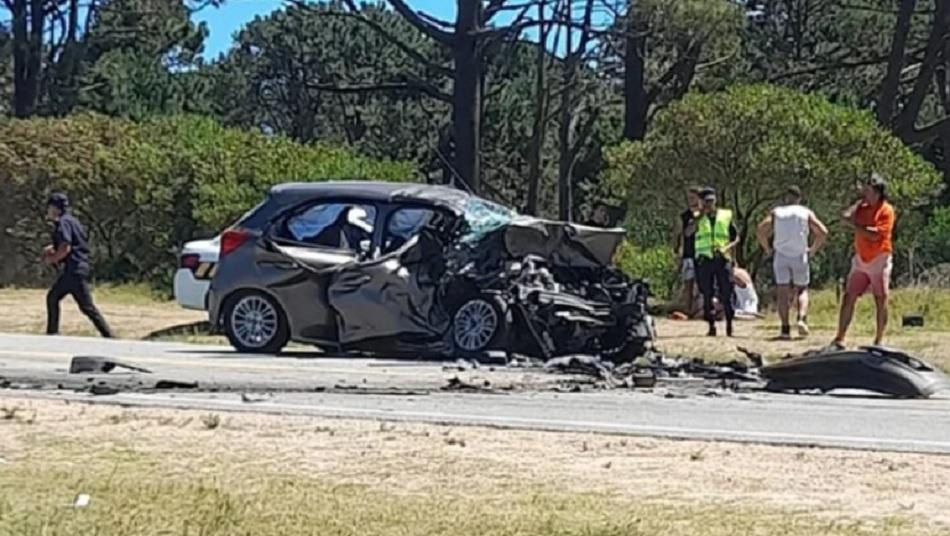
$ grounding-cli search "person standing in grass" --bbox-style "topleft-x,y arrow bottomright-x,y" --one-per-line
42,192 -> 113,338
757,185 -> 828,339
694,187 -> 740,337
830,174 -> 896,349
674,187 -> 703,316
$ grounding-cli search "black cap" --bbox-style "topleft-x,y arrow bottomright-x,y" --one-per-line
46,192 -> 69,211
699,187 -> 716,201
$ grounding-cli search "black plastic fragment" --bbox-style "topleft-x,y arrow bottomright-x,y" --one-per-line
70,356 -> 151,374
761,346 -> 950,398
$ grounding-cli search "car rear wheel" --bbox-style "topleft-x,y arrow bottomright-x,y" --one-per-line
224,291 -> 289,354
452,296 -> 507,357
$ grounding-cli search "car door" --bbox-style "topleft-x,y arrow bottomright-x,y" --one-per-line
261,200 -> 378,342
327,204 -> 455,350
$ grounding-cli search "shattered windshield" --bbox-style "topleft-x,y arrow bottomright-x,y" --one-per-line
460,198 -> 515,243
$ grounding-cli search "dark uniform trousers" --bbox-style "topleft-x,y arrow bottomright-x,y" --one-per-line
695,255 -> 735,325
47,271 -> 113,338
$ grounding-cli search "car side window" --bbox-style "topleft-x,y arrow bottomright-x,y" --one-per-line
279,202 -> 376,253
382,207 -> 436,255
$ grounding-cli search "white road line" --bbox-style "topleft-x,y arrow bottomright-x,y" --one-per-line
19,391 -> 950,454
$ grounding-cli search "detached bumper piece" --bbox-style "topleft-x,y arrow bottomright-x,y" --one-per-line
761,346 -> 950,398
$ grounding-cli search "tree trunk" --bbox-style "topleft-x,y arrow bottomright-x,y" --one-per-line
526,0 -> 549,216
878,0 -> 918,125
557,3 -> 577,221
12,0 -> 43,117
557,81 -> 575,221
895,0 -> 950,139
452,0 -> 482,194
622,0 -> 647,141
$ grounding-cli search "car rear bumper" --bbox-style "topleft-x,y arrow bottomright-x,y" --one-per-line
173,269 -> 210,311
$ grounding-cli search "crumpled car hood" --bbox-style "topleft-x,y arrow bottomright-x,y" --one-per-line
502,217 -> 625,268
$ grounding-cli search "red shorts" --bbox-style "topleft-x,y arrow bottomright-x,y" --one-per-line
846,254 -> 892,298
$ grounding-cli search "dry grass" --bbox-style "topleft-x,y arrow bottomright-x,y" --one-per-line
0,285 -> 205,340
1,397 -> 950,535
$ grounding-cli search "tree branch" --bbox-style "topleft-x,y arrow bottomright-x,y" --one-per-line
897,115 -> 950,144
291,0 -> 454,77
385,0 -> 454,46
769,54 -> 899,82
306,79 -> 452,103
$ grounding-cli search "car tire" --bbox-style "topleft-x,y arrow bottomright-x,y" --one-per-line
223,291 -> 290,354
452,294 -> 508,358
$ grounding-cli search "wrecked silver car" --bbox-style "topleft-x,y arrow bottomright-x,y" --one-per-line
207,181 -> 653,360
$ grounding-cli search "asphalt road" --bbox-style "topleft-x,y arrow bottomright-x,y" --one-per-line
3,333 -> 950,454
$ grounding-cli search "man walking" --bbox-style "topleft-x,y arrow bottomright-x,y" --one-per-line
831,174 -> 896,349
756,185 -> 828,339
674,187 -> 702,315
694,187 -> 739,337
43,192 -> 113,338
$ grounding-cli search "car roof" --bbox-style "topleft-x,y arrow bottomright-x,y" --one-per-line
268,181 -> 474,209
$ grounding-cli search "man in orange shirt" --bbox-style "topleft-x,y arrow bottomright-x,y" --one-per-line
831,173 -> 896,349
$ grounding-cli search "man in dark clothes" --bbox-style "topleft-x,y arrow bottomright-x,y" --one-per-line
693,187 -> 740,337
675,186 -> 702,314
43,192 -> 113,338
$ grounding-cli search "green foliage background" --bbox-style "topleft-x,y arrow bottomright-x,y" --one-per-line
0,114 -> 413,286
602,85 -> 942,287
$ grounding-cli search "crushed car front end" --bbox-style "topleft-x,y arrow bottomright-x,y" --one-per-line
440,200 -> 654,362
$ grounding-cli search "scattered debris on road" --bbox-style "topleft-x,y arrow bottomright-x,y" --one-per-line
70,356 -> 151,374
153,380 -> 199,390
90,384 -> 120,396
441,376 -> 499,393
538,345 -> 950,399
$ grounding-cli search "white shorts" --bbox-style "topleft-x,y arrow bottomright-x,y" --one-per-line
681,258 -> 696,281
773,251 -> 810,287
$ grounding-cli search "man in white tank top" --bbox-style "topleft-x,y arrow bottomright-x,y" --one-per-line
756,186 -> 829,339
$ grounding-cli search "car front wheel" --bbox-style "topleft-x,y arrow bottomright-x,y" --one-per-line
452,295 -> 508,357
224,291 -> 289,354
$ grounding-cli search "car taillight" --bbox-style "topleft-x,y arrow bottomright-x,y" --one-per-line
179,254 -> 200,271
220,229 -> 251,257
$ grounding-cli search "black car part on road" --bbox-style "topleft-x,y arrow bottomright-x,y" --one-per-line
761,346 -> 950,398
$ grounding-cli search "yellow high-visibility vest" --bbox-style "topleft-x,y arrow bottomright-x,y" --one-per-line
695,209 -> 733,259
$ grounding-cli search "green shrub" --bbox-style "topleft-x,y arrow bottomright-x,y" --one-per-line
0,113 -> 415,287
602,84 -> 941,288
614,241 -> 678,301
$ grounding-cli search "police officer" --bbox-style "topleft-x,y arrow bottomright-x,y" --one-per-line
694,187 -> 740,337
43,192 -> 113,338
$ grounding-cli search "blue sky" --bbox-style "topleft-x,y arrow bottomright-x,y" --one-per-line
194,1 -> 454,59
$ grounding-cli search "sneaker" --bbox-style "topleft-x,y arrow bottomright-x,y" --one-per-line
797,320 -> 810,337
707,324 -> 717,337
824,340 -> 846,353
726,322 -> 734,338
779,326 -> 791,341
